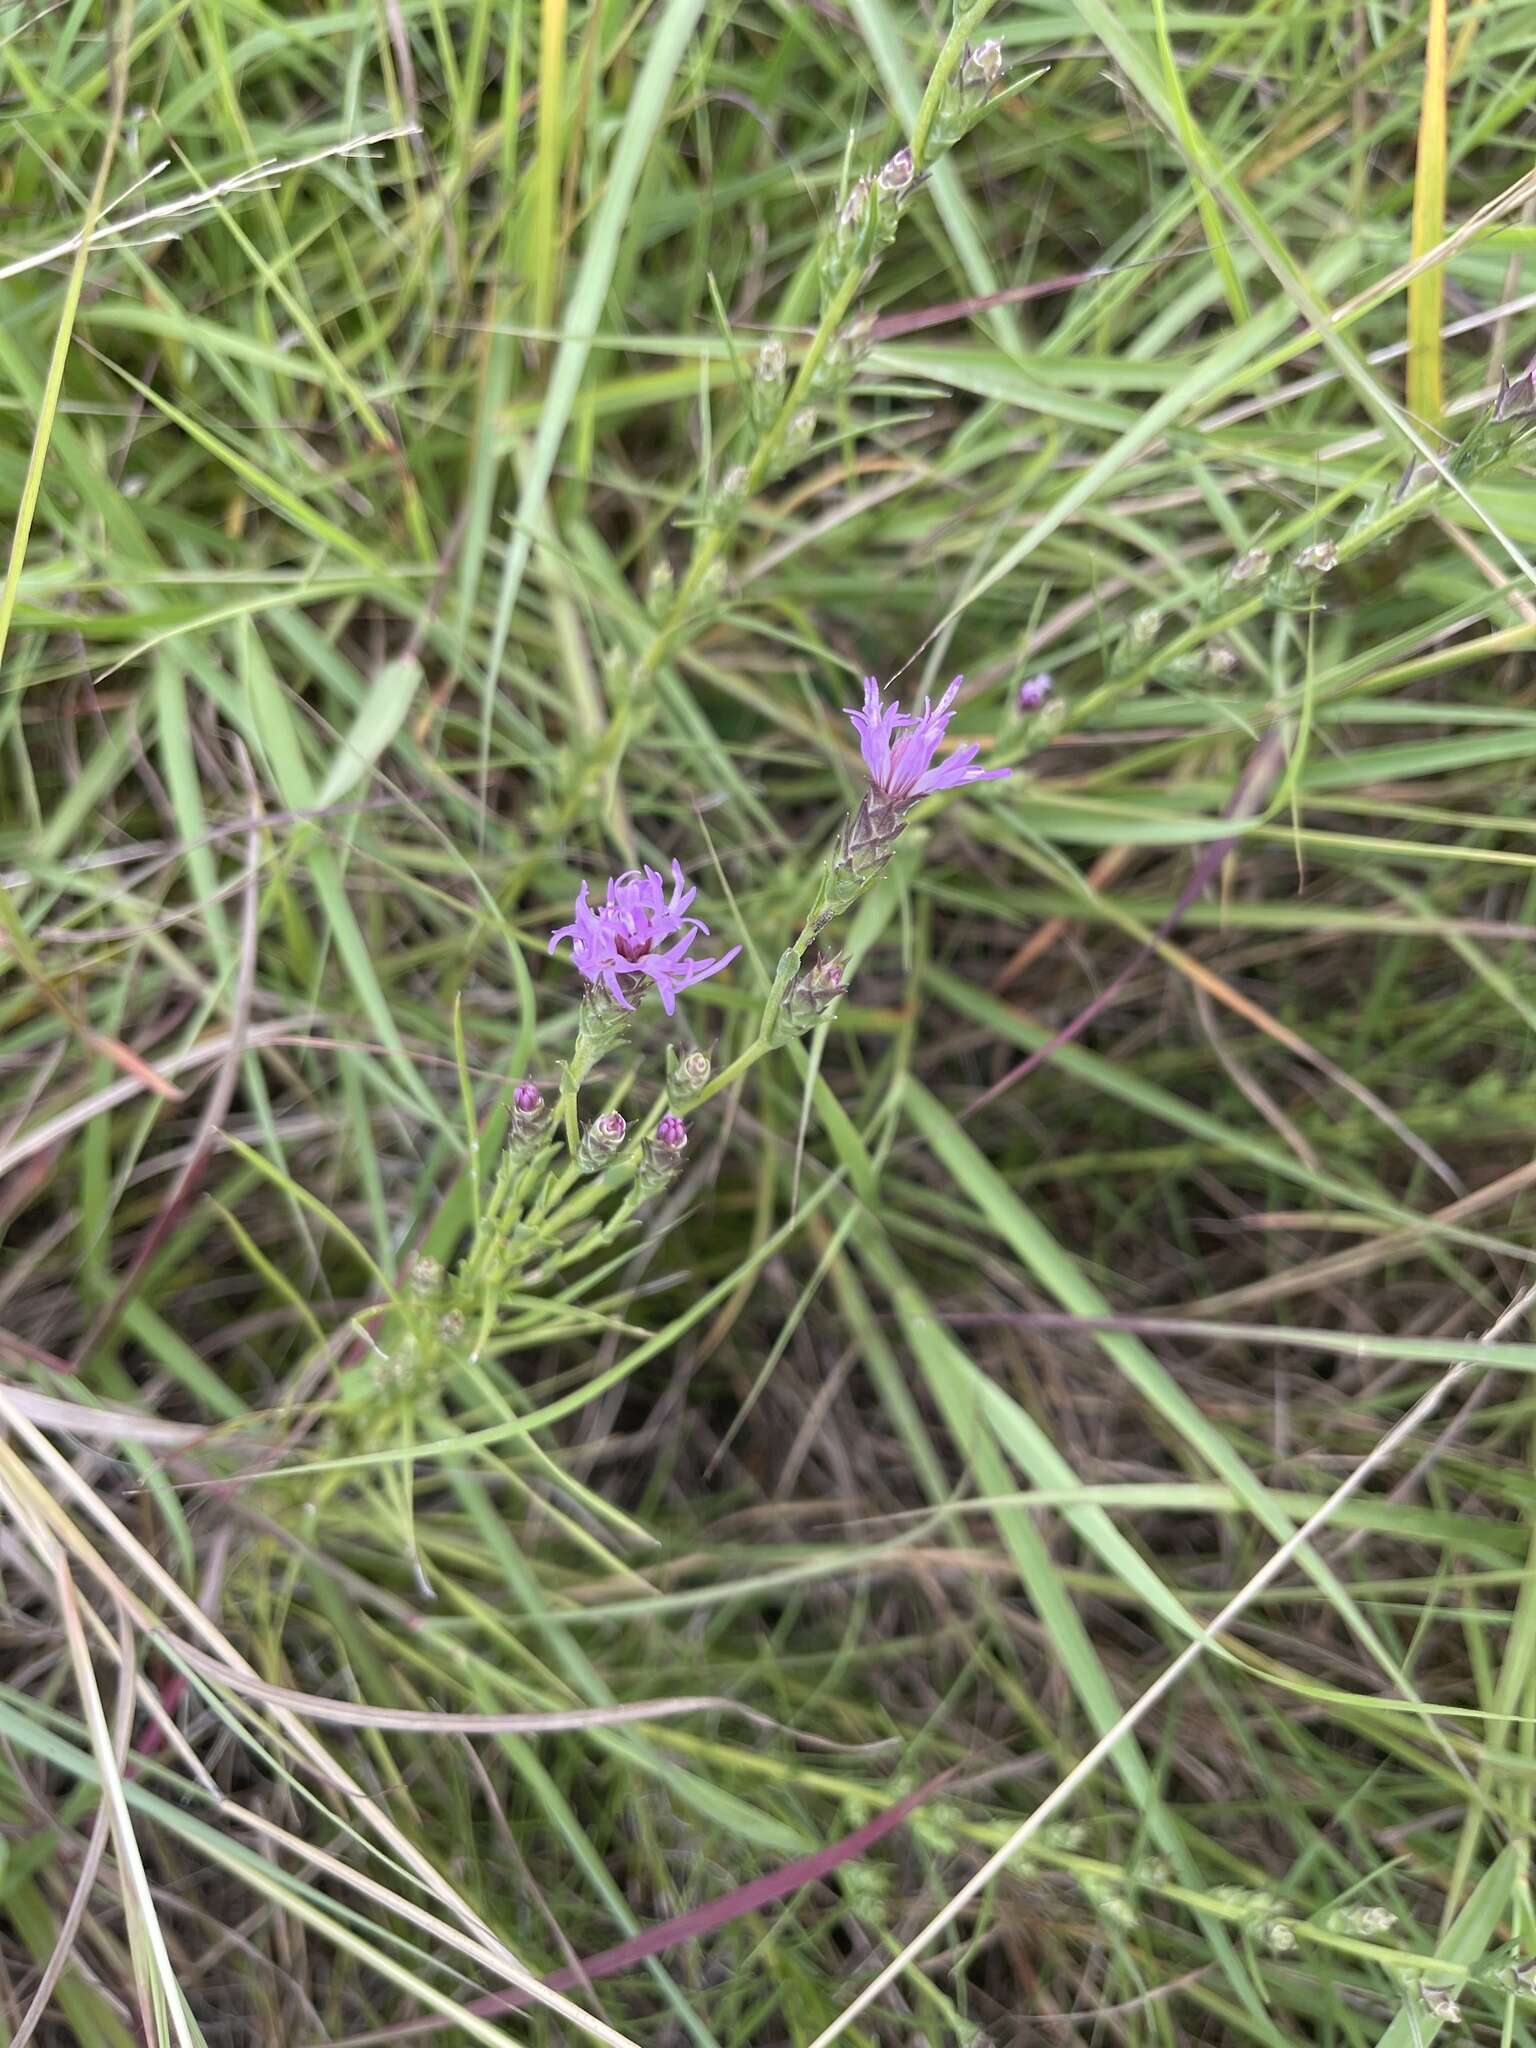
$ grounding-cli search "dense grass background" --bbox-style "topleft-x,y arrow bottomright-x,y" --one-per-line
6,0 -> 1536,2041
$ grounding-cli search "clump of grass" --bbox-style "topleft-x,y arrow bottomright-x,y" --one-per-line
5,2 -> 1536,2043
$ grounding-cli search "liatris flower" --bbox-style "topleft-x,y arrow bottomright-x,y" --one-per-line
549,862 -> 740,1016
846,676 -> 1010,807
1017,671 -> 1053,712
577,1108 -> 627,1173
803,675 -> 1010,941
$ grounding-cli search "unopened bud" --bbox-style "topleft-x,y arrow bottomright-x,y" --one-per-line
667,1043 -> 712,1106
1327,1904 -> 1397,1938
637,1113 -> 689,1193
718,464 -> 750,507
1294,538 -> 1339,575
1017,671 -> 1053,712
1228,546 -> 1271,586
786,408 -> 816,453
785,953 -> 845,1035
757,338 -> 787,384
838,176 -> 872,237
408,1255 -> 443,1296
1129,605 -> 1163,650
1420,1983 -> 1460,2024
1494,360 -> 1536,422
963,38 -> 1004,91
877,146 -> 915,197
577,1108 -> 627,1173
509,1079 -> 550,1155
644,556 -> 674,617
691,556 -> 730,609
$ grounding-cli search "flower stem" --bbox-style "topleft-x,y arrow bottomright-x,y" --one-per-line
911,0 -> 999,170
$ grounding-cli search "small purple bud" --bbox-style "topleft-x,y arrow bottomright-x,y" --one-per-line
963,38 -> 1004,91
639,1112 -> 690,1191
1017,671 -> 1053,713
594,1110 -> 626,1143
877,147 -> 915,197
508,1077 -> 550,1156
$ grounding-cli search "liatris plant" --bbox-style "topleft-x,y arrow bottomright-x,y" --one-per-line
338,663 -> 1007,1460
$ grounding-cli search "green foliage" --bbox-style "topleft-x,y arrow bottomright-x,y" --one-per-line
4,1 -> 1536,2043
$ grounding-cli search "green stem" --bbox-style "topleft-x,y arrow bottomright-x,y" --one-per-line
559,1074 -> 580,1156
1067,474 -> 1441,737
911,0 -> 998,169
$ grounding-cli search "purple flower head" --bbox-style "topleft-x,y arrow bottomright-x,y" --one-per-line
655,1114 -> 688,1153
513,1080 -> 542,1115
549,862 -> 740,1016
593,1110 -> 626,1144
1017,671 -> 1053,713
845,676 -> 1011,806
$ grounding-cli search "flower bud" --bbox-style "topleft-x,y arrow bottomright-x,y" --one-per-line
1294,538 -> 1339,575
757,338 -> 787,384
1327,1904 -> 1397,1938
1494,359 -> 1536,422
644,556 -> 675,617
637,1113 -> 689,1194
667,1043 -> 712,1106
717,463 -> 750,509
509,1079 -> 550,1155
577,1108 -> 627,1173
408,1254 -> 443,1296
1419,1983 -> 1460,2024
1016,671 -> 1053,712
963,38 -> 1004,92
784,953 -> 845,1036
877,146 -> 915,198
785,408 -> 816,452
1228,545 -> 1271,587
1129,605 -> 1163,649
837,175 -> 872,239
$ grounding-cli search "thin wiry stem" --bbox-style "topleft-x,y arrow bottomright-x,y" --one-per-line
807,1278 -> 1536,2046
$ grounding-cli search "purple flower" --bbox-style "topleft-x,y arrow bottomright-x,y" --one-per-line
655,1114 -> 688,1153
845,676 -> 1011,805
513,1080 -> 542,1114
1017,671 -> 1053,712
549,862 -> 740,1016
